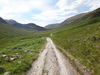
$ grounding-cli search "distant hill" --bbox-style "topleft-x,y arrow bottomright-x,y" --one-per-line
0,17 -> 7,23
60,13 -> 87,26
5,19 -> 18,24
45,13 -> 87,29
5,19 -> 46,31
49,8 -> 100,75
0,17 -> 46,39
45,7 -> 100,29
45,23 -> 60,29
0,22 -> 33,39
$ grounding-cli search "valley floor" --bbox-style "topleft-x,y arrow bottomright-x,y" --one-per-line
27,37 -> 79,75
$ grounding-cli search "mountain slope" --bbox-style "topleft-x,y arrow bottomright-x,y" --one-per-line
45,13 -> 87,29
48,8 -> 100,74
0,17 -> 35,39
51,21 -> 100,75
45,23 -> 60,29
0,17 -> 7,23
5,19 -> 46,31
0,23 -> 33,39
45,7 -> 100,29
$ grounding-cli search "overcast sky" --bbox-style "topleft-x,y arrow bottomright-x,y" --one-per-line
0,0 -> 100,27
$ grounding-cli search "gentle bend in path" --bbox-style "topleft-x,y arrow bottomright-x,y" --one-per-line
27,37 -> 79,75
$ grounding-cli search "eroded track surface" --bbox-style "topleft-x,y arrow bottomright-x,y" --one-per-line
27,38 -> 78,75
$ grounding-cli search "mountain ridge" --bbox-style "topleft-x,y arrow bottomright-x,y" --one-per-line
5,19 -> 46,31
45,7 -> 100,29
0,17 -> 46,39
0,17 -> 7,24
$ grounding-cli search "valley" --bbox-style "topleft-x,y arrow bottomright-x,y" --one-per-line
0,8 -> 100,75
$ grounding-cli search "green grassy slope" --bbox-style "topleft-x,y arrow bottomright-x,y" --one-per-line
0,23 -> 34,39
45,8 -> 100,29
33,11 -> 100,74
51,20 -> 100,75
0,35 -> 46,75
0,22 -> 47,75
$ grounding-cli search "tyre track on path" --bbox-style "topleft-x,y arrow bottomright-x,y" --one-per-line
27,37 -> 78,75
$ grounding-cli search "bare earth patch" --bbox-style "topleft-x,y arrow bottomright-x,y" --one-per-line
27,37 -> 79,75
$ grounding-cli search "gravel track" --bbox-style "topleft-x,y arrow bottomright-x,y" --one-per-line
27,37 -> 79,75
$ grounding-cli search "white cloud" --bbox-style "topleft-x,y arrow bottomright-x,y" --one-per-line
33,10 -> 64,21
32,9 -> 77,26
0,0 -> 54,14
56,0 -> 100,11
88,0 -> 100,11
0,0 -> 100,26
56,0 -> 90,11
33,0 -> 100,26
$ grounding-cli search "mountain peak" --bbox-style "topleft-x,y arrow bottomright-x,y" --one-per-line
5,19 -> 46,31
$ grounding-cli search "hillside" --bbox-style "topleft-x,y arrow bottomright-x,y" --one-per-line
0,23 -> 33,39
49,8 -> 100,74
45,7 -> 100,29
45,13 -> 87,29
0,17 -> 34,39
45,23 -> 60,29
51,22 -> 100,75
0,17 -> 7,24
0,33 -> 45,75
5,19 -> 46,31
0,18 -> 47,39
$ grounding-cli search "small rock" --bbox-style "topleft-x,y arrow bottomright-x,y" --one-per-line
18,61 -> 21,63
10,58 -> 15,61
5,56 -> 9,58
0,66 -> 4,73
2,55 -> 7,58
24,50 -> 29,52
4,72 -> 11,75
84,40 -> 86,42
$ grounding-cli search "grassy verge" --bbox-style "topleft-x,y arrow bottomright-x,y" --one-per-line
51,22 -> 100,75
0,36 -> 46,75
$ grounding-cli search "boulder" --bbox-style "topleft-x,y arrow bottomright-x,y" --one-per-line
2,55 -> 7,58
5,56 -> 9,58
10,58 -> 15,61
24,50 -> 29,52
4,72 -> 11,75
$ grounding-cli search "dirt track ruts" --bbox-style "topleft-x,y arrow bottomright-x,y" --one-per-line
27,37 -> 79,75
